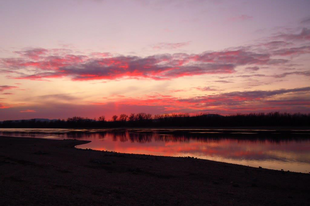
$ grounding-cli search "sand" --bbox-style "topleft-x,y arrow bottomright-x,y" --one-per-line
0,136 -> 309,206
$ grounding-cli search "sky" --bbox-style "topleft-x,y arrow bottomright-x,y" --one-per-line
0,0 -> 310,121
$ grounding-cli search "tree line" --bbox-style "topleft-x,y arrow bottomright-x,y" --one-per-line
0,112 -> 309,128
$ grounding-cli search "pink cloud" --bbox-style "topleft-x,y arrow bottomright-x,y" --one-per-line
2,51 -> 86,71
0,45 -> 295,81
15,48 -> 48,60
20,109 -> 36,113
0,104 -> 10,109
91,52 -> 111,58
2,50 -> 237,80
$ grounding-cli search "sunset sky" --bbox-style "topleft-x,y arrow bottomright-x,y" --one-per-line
0,0 -> 310,120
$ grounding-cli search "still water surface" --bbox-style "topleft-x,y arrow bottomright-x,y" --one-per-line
1,128 -> 310,173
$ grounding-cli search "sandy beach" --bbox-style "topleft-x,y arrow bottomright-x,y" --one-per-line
1,136 -> 309,206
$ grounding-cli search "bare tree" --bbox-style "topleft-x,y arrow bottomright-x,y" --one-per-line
129,113 -> 135,121
112,115 -> 118,122
98,116 -> 105,122
119,114 -> 128,122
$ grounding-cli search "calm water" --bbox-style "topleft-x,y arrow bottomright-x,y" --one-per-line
1,128 -> 310,173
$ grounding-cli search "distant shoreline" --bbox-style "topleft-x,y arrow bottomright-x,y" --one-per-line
1,113 -> 309,128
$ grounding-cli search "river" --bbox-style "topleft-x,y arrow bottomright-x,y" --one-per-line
1,128 -> 310,173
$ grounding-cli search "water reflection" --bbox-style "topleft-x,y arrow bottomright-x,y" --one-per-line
0,128 -> 310,173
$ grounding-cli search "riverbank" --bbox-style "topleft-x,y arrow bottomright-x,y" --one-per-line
1,136 -> 309,206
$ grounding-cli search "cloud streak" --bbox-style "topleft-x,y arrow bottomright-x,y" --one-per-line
153,42 -> 190,50
301,17 -> 310,24
20,109 -> 36,113
273,46 -> 310,56
15,48 -> 48,60
272,71 -> 310,78
0,103 -> 9,109
276,28 -> 310,41
0,85 -> 18,92
92,86 -> 310,114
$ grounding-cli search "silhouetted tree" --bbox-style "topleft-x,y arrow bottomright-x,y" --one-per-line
129,113 -> 135,122
98,116 -> 106,122
112,115 -> 118,122
0,112 -> 309,128
119,114 -> 128,122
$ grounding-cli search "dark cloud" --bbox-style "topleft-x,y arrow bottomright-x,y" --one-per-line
245,66 -> 260,71
237,74 -> 265,78
197,50 -> 270,65
215,80 -> 233,83
1,54 -> 86,71
260,41 -> 291,49
273,46 -> 310,56
266,99 -> 310,106
15,48 -> 48,60
223,87 -> 310,99
301,17 -> 310,24
266,59 -> 289,65
0,85 -> 18,92
196,87 -> 217,91
272,71 -> 310,78
277,28 -> 310,41
178,87 -> 310,106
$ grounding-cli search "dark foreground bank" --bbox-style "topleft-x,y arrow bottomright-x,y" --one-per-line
0,136 -> 309,206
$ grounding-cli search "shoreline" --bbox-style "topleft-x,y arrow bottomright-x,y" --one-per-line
1,136 -> 310,205
1,126 -> 310,129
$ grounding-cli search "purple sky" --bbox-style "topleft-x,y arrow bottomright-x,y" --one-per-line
0,0 -> 309,120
